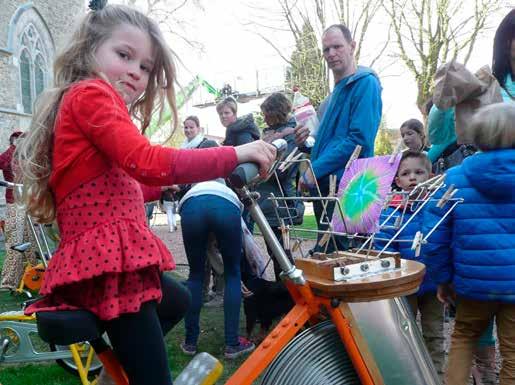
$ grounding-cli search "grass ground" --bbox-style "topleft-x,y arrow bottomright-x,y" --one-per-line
0,255 -> 252,385
0,215 -> 319,385
253,214 -> 318,240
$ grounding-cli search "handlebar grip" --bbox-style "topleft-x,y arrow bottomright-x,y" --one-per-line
228,139 -> 288,189
227,163 -> 259,189
271,138 -> 287,153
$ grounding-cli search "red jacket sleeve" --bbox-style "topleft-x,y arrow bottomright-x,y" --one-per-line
139,184 -> 161,202
69,80 -> 238,185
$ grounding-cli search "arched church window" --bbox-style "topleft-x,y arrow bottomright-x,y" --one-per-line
35,55 -> 46,97
20,49 -> 32,114
18,24 -> 48,114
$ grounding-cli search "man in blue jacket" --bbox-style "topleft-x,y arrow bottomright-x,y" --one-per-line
295,24 -> 382,251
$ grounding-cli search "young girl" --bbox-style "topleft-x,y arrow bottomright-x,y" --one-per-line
16,3 -> 275,385
424,103 -> 515,385
400,119 -> 428,153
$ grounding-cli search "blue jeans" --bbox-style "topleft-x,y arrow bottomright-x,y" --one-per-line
180,195 -> 242,346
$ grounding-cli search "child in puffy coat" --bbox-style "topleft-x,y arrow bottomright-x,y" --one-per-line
375,150 -> 445,378
424,103 -> 515,385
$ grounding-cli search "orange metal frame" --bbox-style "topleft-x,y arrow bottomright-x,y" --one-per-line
96,350 -> 129,385
28,272 -> 376,385
225,279 -> 376,385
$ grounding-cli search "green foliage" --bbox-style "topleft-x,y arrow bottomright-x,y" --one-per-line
374,128 -> 394,156
252,111 -> 267,133
285,22 -> 328,109
164,126 -> 186,148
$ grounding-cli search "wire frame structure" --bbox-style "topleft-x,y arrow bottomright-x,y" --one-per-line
264,154 -> 462,281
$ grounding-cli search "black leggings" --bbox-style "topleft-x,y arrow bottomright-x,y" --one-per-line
102,274 -> 191,385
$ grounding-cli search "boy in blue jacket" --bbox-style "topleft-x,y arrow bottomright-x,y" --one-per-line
424,103 -> 515,385
375,150 -> 445,379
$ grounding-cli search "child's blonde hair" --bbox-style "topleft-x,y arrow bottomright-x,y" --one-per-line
469,103 -> 515,151
16,4 -> 178,222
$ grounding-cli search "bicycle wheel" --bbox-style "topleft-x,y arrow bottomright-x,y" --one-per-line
50,342 -> 102,376
261,320 -> 360,385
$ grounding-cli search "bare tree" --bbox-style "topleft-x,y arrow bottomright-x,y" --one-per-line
243,0 -> 388,106
383,0 -> 503,114
122,0 -> 205,51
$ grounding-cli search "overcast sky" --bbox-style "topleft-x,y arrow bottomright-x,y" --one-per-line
111,0 -> 514,138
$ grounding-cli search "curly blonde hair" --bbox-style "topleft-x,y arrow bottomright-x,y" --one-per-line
16,5 -> 178,222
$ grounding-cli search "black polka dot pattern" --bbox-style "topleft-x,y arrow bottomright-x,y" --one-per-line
27,167 -> 175,321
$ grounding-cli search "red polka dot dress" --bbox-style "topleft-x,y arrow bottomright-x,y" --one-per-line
25,78 -> 238,320
28,167 -> 173,320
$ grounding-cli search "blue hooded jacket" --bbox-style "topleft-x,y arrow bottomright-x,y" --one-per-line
423,149 -> 515,302
375,202 -> 438,295
311,66 -> 382,187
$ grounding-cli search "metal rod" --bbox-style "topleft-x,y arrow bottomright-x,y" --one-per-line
26,216 -> 48,268
241,187 -> 305,285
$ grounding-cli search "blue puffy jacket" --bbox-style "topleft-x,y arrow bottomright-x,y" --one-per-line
375,203 -> 437,295
423,149 -> 515,303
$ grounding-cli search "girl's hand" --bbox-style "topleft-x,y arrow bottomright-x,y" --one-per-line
234,140 -> 277,178
437,283 -> 456,305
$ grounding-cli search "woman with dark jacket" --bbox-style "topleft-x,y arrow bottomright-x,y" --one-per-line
217,97 -> 260,229
217,97 -> 260,146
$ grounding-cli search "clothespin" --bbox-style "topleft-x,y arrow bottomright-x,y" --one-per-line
437,184 -> 457,208
329,175 -> 337,197
317,233 -> 331,248
344,145 -> 362,171
292,239 -> 301,252
278,151 -> 304,172
411,231 -> 424,257
281,226 -> 290,251
278,148 -> 299,172
389,140 -> 403,164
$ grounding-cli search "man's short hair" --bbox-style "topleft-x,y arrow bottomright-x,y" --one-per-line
398,150 -> 432,174
323,24 -> 353,43
216,97 -> 238,115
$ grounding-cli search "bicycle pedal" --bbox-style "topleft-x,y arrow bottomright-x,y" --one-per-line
0,337 -> 10,362
175,352 -> 223,385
